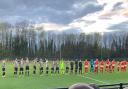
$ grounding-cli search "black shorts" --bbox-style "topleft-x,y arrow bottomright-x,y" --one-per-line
66,67 -> 69,70
40,67 -> 43,70
2,68 -> 5,71
79,67 -> 82,70
46,67 -> 49,70
51,67 -> 54,70
75,67 -> 78,70
71,67 -> 73,70
20,68 -> 23,71
34,66 -> 36,70
14,67 -> 18,71
56,67 -> 59,70
26,66 -> 29,70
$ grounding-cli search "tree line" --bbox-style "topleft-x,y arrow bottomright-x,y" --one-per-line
0,21 -> 128,60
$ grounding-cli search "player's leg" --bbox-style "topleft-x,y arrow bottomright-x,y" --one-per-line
66,67 -> 68,73
28,66 -> 29,76
101,67 -> 103,74
46,67 -> 48,74
41,67 -> 43,75
40,67 -> 41,74
33,66 -> 36,74
16,67 -> 18,75
95,67 -> 98,74
15,67 -> 18,76
25,66 -> 27,75
71,67 -> 73,74
81,68 -> 82,74
51,67 -> 53,74
84,67 -> 86,74
2,68 -> 5,77
14,67 -> 16,76
22,68 -> 24,75
79,67 -> 82,74
94,67 -> 96,74
75,68 -> 77,74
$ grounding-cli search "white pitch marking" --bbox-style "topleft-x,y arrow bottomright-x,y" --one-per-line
77,75 -> 109,84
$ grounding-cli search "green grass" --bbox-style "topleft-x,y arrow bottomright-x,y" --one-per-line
0,62 -> 128,89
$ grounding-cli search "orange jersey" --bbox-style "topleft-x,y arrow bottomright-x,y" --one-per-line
121,61 -> 124,67
112,60 -> 115,66
94,61 -> 98,67
124,61 -> 127,67
100,61 -> 104,67
84,60 -> 89,68
106,61 -> 110,67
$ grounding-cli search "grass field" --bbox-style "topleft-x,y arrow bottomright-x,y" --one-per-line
0,62 -> 128,89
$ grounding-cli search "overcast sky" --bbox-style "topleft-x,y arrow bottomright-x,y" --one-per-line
0,0 -> 128,33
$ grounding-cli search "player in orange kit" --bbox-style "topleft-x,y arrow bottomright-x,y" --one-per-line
117,61 -> 120,72
100,59 -> 104,74
111,59 -> 115,72
121,60 -> 124,72
84,59 -> 89,74
94,58 -> 98,74
124,60 -> 127,72
105,59 -> 110,72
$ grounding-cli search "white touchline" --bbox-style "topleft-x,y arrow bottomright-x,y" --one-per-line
77,75 -> 109,84
64,73 -> 109,84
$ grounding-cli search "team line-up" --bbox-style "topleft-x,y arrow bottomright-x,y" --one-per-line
1,58 -> 127,77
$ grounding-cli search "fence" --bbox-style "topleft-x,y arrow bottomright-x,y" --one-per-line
55,83 -> 128,89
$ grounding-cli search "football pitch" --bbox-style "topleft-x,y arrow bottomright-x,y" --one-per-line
0,62 -> 128,89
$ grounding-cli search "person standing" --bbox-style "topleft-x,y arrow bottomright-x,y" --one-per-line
46,59 -> 49,74
19,58 -> 24,75
51,61 -> 55,74
39,59 -> 43,75
100,59 -> 104,74
2,60 -> 6,78
79,60 -> 82,74
55,60 -> 59,74
117,61 -> 120,72
14,58 -> 18,77
33,58 -> 37,74
70,60 -> 74,74
75,59 -> 78,74
111,59 -> 115,72
60,59 -> 65,74
84,59 -> 89,73
94,58 -> 98,74
25,58 -> 29,76
90,59 -> 94,72
65,60 -> 69,73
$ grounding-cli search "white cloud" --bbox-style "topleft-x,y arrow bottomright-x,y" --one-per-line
73,1 -> 99,10
31,0 -> 128,34
34,23 -> 70,32
68,0 -> 128,33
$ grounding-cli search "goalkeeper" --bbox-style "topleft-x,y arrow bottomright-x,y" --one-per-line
60,59 -> 65,74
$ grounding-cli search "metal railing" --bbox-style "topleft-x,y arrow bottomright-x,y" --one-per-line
98,83 -> 128,89
55,83 -> 128,89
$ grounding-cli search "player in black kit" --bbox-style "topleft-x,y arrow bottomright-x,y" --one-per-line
79,60 -> 82,74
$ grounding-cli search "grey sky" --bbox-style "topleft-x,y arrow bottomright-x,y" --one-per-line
0,0 -> 102,24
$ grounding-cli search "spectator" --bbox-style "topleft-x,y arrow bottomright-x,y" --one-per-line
69,83 -> 94,89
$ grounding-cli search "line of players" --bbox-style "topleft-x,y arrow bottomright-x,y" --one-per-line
84,58 -> 127,74
1,58 -> 83,77
1,58 -> 127,77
